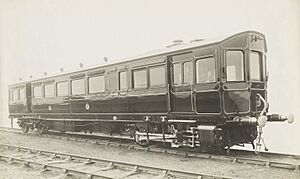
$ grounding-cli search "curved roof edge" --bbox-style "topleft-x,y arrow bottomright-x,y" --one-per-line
8,31 -> 265,87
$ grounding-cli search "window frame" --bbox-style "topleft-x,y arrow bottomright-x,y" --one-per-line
172,63 -> 182,86
19,87 -> 26,101
249,50 -> 263,82
195,57 -> 216,84
149,65 -> 166,87
33,85 -> 43,98
71,78 -> 86,96
44,83 -> 55,98
132,68 -> 148,89
183,61 -> 193,85
12,89 -> 19,101
225,50 -> 245,82
56,81 -> 69,97
88,75 -> 106,94
119,71 -> 127,91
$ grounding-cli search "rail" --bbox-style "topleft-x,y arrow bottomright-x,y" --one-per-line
0,126 -> 299,173
0,143 -> 228,179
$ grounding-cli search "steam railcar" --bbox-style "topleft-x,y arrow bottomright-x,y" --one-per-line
8,31 -> 293,152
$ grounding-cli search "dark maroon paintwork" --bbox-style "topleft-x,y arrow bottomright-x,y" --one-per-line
8,31 -> 268,124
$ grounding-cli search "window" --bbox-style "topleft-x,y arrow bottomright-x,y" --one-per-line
9,90 -> 12,101
19,88 -> 25,100
173,63 -> 182,85
33,85 -> 43,98
71,78 -> 85,95
133,69 -> 147,88
226,51 -> 244,81
183,61 -> 193,84
12,89 -> 19,101
149,65 -> 165,87
88,75 -> 105,93
196,57 -> 216,83
45,84 -> 55,98
119,72 -> 127,90
249,51 -> 262,81
57,81 -> 69,96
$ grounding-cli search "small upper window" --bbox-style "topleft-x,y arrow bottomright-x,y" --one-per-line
196,57 -> 216,83
19,88 -> 25,100
88,75 -> 105,93
12,89 -> 19,101
45,83 -> 55,98
57,81 -> 69,97
183,61 -> 193,85
226,51 -> 244,81
133,69 -> 147,88
249,51 -> 262,81
149,65 -> 165,87
71,78 -> 85,95
119,71 -> 127,90
33,85 -> 43,98
173,63 -> 182,85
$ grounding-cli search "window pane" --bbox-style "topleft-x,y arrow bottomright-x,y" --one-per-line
196,58 -> 216,83
33,86 -> 42,98
249,52 -> 261,81
19,88 -> 25,100
119,72 -> 127,90
13,89 -> 19,101
226,51 -> 244,81
71,78 -> 85,95
45,84 -> 55,97
88,75 -> 105,93
57,81 -> 68,96
173,63 -> 182,85
149,66 -> 165,87
133,69 -> 147,88
183,61 -> 193,84
9,90 -> 12,101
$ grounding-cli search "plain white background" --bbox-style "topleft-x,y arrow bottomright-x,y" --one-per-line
0,0 -> 299,154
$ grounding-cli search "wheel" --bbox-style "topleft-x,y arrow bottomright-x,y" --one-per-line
35,122 -> 49,135
36,126 -> 46,135
135,139 -> 151,147
21,124 -> 29,133
134,133 -> 151,147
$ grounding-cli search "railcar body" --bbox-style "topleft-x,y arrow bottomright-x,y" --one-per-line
8,31 -> 293,152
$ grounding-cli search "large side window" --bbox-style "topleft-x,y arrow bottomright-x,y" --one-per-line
226,51 -> 244,81
249,51 -> 262,81
133,68 -> 147,89
173,63 -> 182,85
183,61 -> 193,85
71,78 -> 85,95
119,71 -> 127,90
57,81 -> 69,97
33,85 -> 43,98
45,83 -> 55,98
149,65 -> 165,87
88,75 -> 105,93
19,88 -> 25,101
12,89 -> 19,101
196,57 -> 216,83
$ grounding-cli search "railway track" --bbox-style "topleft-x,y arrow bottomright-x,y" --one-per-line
0,143 -> 227,179
0,126 -> 299,173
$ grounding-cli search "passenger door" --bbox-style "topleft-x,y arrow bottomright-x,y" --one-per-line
168,53 -> 194,113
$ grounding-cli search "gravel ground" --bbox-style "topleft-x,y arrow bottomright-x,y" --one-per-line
0,161 -> 71,179
0,131 -> 299,179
